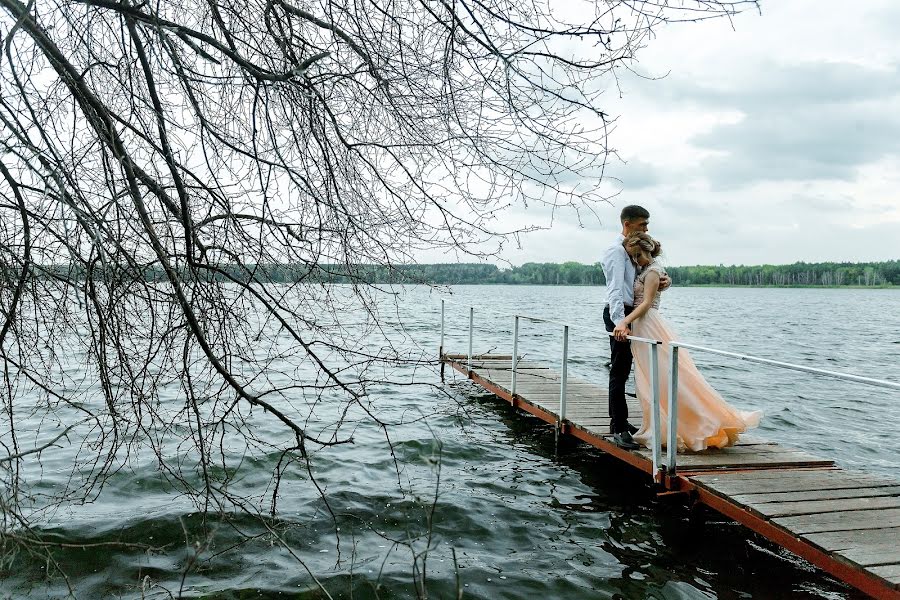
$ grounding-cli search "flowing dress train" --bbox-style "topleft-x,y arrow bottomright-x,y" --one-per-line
630,263 -> 762,451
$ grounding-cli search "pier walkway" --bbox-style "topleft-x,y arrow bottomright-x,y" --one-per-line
441,352 -> 900,599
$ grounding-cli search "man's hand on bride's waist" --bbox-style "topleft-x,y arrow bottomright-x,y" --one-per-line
658,273 -> 672,291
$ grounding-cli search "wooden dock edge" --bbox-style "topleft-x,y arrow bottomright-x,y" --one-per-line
685,478 -> 898,599
441,355 -> 900,600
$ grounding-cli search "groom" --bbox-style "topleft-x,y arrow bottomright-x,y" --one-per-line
601,205 -> 668,450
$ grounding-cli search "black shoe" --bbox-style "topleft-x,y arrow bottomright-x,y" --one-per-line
612,431 -> 640,450
610,422 -> 639,435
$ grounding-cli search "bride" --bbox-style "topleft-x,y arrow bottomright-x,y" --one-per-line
612,233 -> 761,451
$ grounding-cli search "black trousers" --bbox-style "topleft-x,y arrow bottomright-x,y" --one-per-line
603,304 -> 634,434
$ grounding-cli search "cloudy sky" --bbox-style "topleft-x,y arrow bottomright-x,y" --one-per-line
497,1 -> 900,267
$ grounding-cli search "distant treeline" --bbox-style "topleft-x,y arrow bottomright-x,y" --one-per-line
33,260 -> 900,287
306,261 -> 900,286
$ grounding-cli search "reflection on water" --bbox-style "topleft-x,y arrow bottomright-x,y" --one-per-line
4,285 -> 894,598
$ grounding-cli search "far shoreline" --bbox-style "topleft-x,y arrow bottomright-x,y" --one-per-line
432,283 -> 897,289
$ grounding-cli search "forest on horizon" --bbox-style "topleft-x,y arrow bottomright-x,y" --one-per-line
37,260 -> 899,287
168,259 -> 899,287
345,260 -> 899,286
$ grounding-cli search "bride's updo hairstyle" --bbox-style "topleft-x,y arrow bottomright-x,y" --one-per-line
623,232 -> 662,261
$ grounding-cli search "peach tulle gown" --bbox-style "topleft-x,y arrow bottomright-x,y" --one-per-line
630,262 -> 762,451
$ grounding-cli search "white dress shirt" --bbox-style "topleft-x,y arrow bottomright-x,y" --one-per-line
601,233 -> 635,326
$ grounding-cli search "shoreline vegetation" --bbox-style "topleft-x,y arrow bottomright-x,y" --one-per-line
304,260 -> 900,288
300,260 -> 900,287
134,260 -> 897,287
38,260 -> 899,287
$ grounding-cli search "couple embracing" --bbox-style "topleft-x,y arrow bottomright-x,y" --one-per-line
601,205 -> 761,452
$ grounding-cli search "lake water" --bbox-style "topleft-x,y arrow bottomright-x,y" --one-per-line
2,285 -> 898,599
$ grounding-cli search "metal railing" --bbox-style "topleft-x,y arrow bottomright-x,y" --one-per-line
664,341 -> 900,475
438,297 -> 900,483
438,297 -> 665,463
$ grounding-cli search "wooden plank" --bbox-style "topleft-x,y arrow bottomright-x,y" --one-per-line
510,377 -> 600,385
868,563 -> 900,586
663,450 -> 833,470
485,367 -> 557,374
565,416 -> 609,423
517,396 -> 603,405
512,385 -> 602,394
497,364 -> 559,370
773,507 -> 900,534
502,379 -> 564,387
509,389 -> 599,397
692,469 -> 871,484
517,387 -> 603,395
803,527 -> 900,551
664,444 -> 810,456
691,457 -> 834,470
452,355 -> 569,370
572,421 -> 610,432
732,434 -> 773,446
480,371 -> 558,379
471,368 -> 554,376
744,495 -> 900,518
692,471 -> 889,495
703,478 -> 880,495
835,544 -> 900,567
732,486 -> 900,505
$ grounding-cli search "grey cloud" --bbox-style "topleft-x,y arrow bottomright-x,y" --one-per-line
624,60 -> 900,187
741,61 -> 900,105
694,104 -> 900,186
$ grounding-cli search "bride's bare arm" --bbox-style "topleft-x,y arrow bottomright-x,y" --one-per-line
613,271 -> 660,340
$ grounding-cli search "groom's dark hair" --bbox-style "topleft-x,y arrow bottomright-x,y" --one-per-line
620,205 -> 650,223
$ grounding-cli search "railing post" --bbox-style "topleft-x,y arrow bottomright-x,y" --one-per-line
511,315 -> 519,397
559,325 -> 569,429
439,299 -> 445,357
439,299 -> 446,382
666,344 -> 680,475
649,342 -> 662,483
468,306 -> 474,372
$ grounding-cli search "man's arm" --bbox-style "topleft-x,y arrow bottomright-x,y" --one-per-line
602,247 -> 627,325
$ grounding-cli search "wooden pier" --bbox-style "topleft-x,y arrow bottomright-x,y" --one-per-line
442,353 -> 900,599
